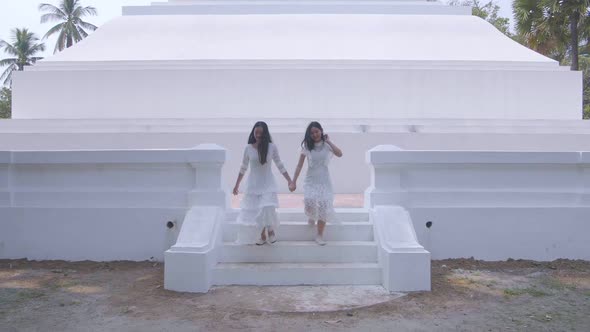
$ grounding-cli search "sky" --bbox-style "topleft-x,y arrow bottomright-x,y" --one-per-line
0,0 -> 515,58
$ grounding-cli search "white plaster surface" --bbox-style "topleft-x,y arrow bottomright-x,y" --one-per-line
372,206 -> 431,291
36,15 -> 546,64
124,0 -> 470,16
0,145 -> 227,261
365,145 -> 590,261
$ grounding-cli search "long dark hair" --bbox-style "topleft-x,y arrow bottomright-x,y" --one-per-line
302,121 -> 324,151
248,121 -> 272,164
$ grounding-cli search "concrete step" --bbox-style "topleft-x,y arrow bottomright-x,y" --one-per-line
222,221 -> 374,242
220,241 -> 378,263
213,262 -> 382,286
225,208 -> 370,222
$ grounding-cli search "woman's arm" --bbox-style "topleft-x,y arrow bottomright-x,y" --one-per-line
290,153 -> 306,191
233,147 -> 249,195
324,134 -> 343,157
271,144 -> 293,185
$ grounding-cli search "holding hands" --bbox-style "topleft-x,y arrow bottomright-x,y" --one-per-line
288,181 -> 296,192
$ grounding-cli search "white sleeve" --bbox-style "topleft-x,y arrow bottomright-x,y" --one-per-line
239,147 -> 249,175
271,144 -> 287,174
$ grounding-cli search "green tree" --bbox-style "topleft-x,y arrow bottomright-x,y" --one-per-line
39,0 -> 98,53
513,0 -> 590,70
448,0 -> 512,37
0,28 -> 46,86
0,87 -> 11,119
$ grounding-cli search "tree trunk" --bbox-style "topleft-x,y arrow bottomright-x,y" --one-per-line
571,10 -> 580,71
67,35 -> 73,49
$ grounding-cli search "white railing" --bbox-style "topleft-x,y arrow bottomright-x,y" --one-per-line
365,145 -> 590,261
365,145 -> 589,208
0,144 -> 227,261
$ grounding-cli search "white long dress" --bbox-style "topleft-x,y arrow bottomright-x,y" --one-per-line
302,141 -> 338,223
237,143 -> 287,244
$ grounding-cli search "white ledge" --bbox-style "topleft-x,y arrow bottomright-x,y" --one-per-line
367,147 -> 586,164
1,145 -> 226,164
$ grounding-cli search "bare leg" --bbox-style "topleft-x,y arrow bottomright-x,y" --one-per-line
268,227 -> 277,243
260,228 -> 267,240
317,221 -> 326,237
315,221 -> 326,246
256,227 -> 267,245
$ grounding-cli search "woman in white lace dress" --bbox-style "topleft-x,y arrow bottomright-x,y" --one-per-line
291,122 -> 343,245
233,121 -> 293,245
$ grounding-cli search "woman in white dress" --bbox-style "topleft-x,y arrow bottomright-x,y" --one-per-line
290,122 -> 343,245
233,121 -> 294,245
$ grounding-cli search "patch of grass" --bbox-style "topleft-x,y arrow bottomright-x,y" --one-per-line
525,288 -> 550,297
485,280 -> 498,288
503,287 -> 549,297
47,279 -> 77,291
541,278 -> 577,291
504,288 -> 523,296
453,277 -> 477,286
16,290 -> 46,301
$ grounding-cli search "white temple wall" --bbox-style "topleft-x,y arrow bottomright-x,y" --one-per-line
3,131 -> 590,194
1,147 -> 589,261
12,67 -> 581,120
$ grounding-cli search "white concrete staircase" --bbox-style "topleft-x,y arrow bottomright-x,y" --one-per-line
213,208 -> 381,286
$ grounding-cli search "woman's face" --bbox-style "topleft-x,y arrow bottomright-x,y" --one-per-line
254,126 -> 264,142
310,127 -> 323,143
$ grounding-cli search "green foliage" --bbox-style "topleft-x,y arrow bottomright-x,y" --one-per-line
448,0 -> 512,37
0,87 -> 11,119
0,28 -> 45,86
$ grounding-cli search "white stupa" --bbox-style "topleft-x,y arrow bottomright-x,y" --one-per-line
12,0 -> 580,120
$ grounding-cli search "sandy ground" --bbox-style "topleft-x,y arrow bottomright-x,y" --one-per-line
1,259 -> 589,331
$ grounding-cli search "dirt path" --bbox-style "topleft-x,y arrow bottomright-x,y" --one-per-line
1,259 -> 589,331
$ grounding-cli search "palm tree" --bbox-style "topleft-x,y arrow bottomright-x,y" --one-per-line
0,28 -> 46,86
550,0 -> 590,70
513,0 -> 590,70
39,0 -> 98,53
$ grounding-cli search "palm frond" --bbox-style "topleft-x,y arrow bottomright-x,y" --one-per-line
0,58 -> 17,67
78,20 -> 98,32
73,5 -> 97,18
43,22 -> 65,40
41,13 -> 66,24
0,64 -> 17,86
54,29 -> 67,53
38,3 -> 66,17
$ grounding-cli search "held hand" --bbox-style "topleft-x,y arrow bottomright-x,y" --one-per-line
288,182 -> 297,192
323,134 -> 330,142
232,185 -> 239,195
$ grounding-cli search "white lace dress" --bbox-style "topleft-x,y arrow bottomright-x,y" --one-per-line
302,141 -> 338,223
236,143 -> 287,244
